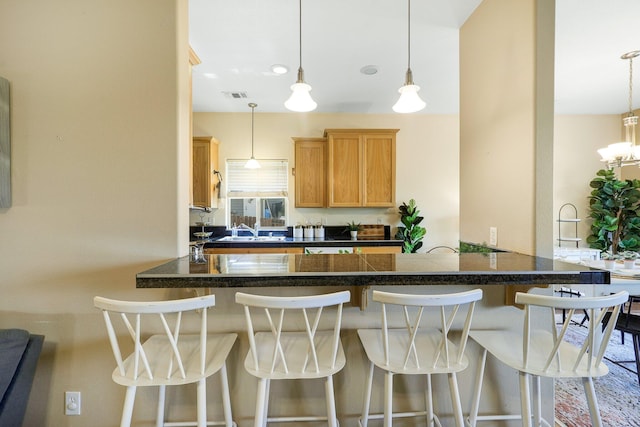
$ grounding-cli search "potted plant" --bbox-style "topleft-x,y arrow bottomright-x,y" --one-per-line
621,251 -> 638,268
588,169 -> 640,254
395,199 -> 426,253
600,252 -> 622,269
346,221 -> 361,240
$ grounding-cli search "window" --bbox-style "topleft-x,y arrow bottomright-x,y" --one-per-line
226,159 -> 288,229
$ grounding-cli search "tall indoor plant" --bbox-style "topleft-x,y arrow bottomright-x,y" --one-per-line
587,168 -> 640,254
395,199 -> 426,253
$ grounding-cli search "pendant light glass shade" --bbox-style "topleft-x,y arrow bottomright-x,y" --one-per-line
393,69 -> 426,113
285,0 -> 317,112
285,81 -> 317,112
245,157 -> 261,169
245,103 -> 261,169
394,0 -> 426,113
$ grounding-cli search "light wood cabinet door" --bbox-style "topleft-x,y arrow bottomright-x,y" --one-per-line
294,138 -> 327,207
363,133 -> 396,207
192,136 -> 219,208
327,132 -> 363,207
326,129 -> 398,207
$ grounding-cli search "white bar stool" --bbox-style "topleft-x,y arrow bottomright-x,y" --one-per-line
357,288 -> 483,427
468,290 -> 629,427
94,295 -> 237,427
235,290 -> 350,427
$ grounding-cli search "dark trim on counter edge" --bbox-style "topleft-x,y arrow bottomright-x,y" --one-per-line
136,272 -> 608,289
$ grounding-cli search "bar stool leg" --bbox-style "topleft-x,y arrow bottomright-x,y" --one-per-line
219,363 -> 233,427
448,372 -> 464,427
325,375 -> 338,427
467,348 -> 487,427
360,361 -> 374,427
121,386 -> 136,427
384,371 -> 393,427
197,378 -> 207,427
254,378 -> 268,427
156,385 -> 165,427
582,376 -> 602,427
532,375 -> 541,427
519,372 -> 532,427
425,373 -> 434,427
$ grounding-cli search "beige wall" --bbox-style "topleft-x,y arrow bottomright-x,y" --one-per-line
0,0 -> 190,425
460,0 -> 555,256
554,115 -> 621,245
193,112 -> 461,250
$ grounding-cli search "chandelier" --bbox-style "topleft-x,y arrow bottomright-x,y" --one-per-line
597,50 -> 640,168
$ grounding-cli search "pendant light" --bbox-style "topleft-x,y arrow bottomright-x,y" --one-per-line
284,0 -> 317,112
393,0 -> 426,113
245,103 -> 260,169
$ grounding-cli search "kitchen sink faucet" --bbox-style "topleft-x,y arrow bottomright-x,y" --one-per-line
239,223 -> 259,237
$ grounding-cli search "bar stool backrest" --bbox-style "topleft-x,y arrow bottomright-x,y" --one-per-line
515,290 -> 629,376
373,288 -> 483,372
235,291 -> 350,377
94,295 -> 217,383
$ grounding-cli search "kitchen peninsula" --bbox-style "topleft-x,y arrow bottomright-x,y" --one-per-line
135,252 -> 609,425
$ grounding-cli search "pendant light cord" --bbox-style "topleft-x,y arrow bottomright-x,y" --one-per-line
249,102 -> 257,157
298,0 -> 302,70
251,107 -> 254,157
407,0 -> 411,71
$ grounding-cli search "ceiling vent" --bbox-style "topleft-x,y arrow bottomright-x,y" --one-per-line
222,91 -> 248,99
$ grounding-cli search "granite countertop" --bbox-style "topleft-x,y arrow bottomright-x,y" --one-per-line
136,252 -> 610,289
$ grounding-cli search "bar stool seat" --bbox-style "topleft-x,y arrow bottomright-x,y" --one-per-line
468,290 -> 628,427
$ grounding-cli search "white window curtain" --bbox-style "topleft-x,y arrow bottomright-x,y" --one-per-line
226,159 -> 288,197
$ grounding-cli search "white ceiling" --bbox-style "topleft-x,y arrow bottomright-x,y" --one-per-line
189,0 -> 640,115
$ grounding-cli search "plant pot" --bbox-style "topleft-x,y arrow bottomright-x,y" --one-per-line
604,260 -> 615,269
624,259 -> 635,269
350,231 -> 358,240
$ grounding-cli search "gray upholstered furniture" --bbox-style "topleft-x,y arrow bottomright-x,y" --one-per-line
0,329 -> 44,427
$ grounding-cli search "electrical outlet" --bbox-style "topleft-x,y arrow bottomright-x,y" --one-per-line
65,391 -> 81,416
489,227 -> 498,246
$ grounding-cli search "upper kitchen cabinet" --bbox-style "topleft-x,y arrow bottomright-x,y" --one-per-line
192,136 -> 220,209
325,129 -> 398,207
293,137 -> 327,208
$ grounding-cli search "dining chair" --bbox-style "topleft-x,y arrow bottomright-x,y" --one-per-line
603,294 -> 640,386
357,288 -> 483,427
235,290 -> 350,427
94,294 -> 237,427
468,290 -> 629,427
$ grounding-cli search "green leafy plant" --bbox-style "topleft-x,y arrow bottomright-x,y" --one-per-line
458,241 -> 494,253
345,221 -> 362,232
395,199 -> 426,253
587,168 -> 640,254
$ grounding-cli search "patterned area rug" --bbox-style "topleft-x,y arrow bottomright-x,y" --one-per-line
555,323 -> 640,426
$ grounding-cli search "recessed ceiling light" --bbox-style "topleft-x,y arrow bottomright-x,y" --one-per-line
203,72 -> 218,79
360,65 -> 378,75
271,64 -> 289,75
